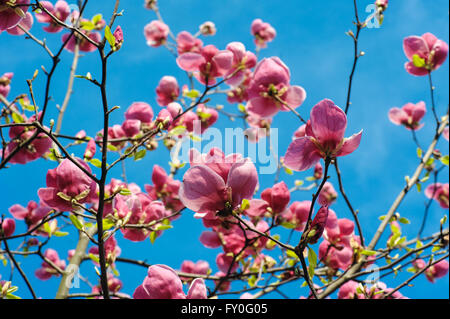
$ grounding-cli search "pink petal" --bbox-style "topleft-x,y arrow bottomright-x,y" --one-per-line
187,278 -> 207,299
179,165 -> 226,214
176,53 -> 205,72
134,265 -> 186,299
281,85 -> 306,109
199,231 -> 222,248
284,137 -> 322,171
247,96 -> 279,118
388,107 -> 408,125
310,99 -> 347,145
336,130 -> 362,157
226,159 -> 258,207
403,36 -> 429,60
404,62 -> 429,76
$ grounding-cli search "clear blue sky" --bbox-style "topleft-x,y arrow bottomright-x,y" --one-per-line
1,0 -> 448,299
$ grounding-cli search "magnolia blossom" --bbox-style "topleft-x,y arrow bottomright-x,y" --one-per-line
91,274 -> 123,298
388,101 -> 426,130
280,201 -> 311,231
0,0 -> 29,31
284,99 -> 362,171
35,0 -> 70,33
125,101 -> 154,125
413,259 -> 449,283
88,235 -> 121,266
403,33 -> 448,76
260,181 -> 290,215
35,249 -> 66,280
318,182 -> 338,207
38,158 -> 97,212
9,200 -> 52,233
224,42 -> 257,86
1,218 -> 15,237
3,113 -> 52,164
133,265 -> 207,299
5,11 -> 33,35
246,57 -> 306,118
425,183 -> 449,208
0,72 -> 13,97
180,260 -> 210,282
144,165 -> 184,213
144,20 -> 169,47
319,210 -> 360,270
179,149 -> 258,220
176,44 -> 233,85
176,31 -> 203,54
156,76 -> 179,106
62,30 -> 101,52
251,18 -> 276,48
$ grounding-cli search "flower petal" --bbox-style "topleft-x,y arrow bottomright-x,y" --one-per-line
284,137 -> 322,171
336,130 -> 362,157
310,99 -> 347,145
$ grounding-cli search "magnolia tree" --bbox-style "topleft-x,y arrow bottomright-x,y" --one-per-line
0,0 -> 448,300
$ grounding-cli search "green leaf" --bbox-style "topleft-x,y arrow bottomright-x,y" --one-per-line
104,25 -> 116,47
53,231 -> 69,237
149,231 -> 157,244
89,253 -> 100,263
416,147 -> 423,158
80,20 -> 96,31
280,221 -> 296,229
12,112 -> 25,124
134,149 -> 147,161
307,247 -> 317,279
440,155 -> 449,166
89,158 -> 102,168
69,215 -> 84,230
154,224 -> 173,231
169,125 -> 187,136
119,188 -> 132,196
284,166 -> 293,175
241,198 -> 250,211
102,218 -> 115,231
185,89 -> 200,99
412,54 -> 425,68
398,217 -> 410,224
238,104 -> 246,113
107,144 -> 118,152
286,250 -> 299,260
360,250 -> 378,256
92,14 -> 103,25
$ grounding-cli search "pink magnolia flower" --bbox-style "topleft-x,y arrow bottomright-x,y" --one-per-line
179,149 -> 258,219
319,210 -> 358,270
225,42 -> 257,86
3,113 -> 52,164
199,21 -> 216,36
83,139 -> 96,160
338,280 -> 362,299
314,162 -> 323,180
318,182 -> 338,207
425,260 -> 449,283
374,0 -> 388,24
0,0 -> 29,31
156,76 -> 179,106
293,124 -> 306,139
62,30 -> 101,52
176,44 -> 233,86
214,271 -> 230,292
307,206 -> 329,244
250,18 -> 276,48
35,0 -> 70,33
144,20 -> 169,47
403,33 -> 448,76
88,235 -> 121,266
176,31 -> 203,54
388,101 -> 426,130
284,99 -> 363,171
125,101 -> 154,125
196,104 -> 218,133
1,218 -> 15,237
155,108 -> 173,129
9,200 -> 52,233
133,265 -> 207,299
280,200 -> 311,231
425,183 -> 449,208
35,248 -> 66,280
38,158 -> 97,212
180,260 -> 210,282
144,165 -> 184,213
117,195 -> 170,242
246,57 -> 306,118
91,274 -> 123,298
5,11 -> 33,35
0,72 -> 13,97
113,25 -> 123,50
227,69 -> 252,104
260,181 -> 290,214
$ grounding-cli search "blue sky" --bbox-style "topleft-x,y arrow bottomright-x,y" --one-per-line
0,0 -> 448,299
